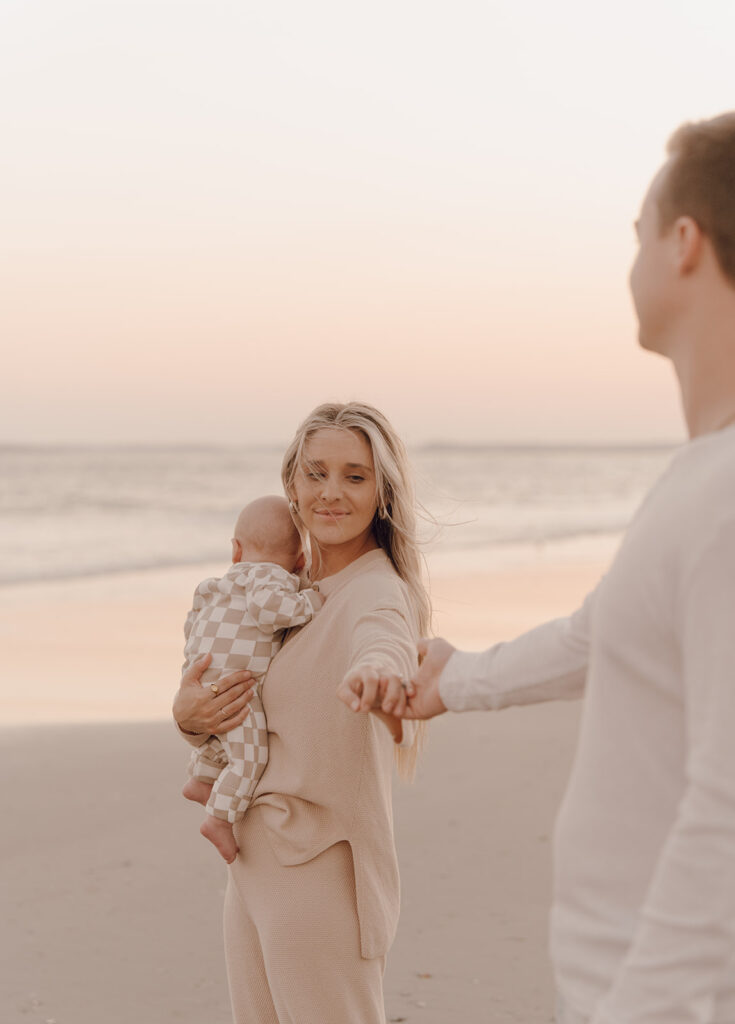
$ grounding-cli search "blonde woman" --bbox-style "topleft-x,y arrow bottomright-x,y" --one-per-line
173,402 -> 429,1023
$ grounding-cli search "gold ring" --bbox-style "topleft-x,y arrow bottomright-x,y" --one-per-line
400,679 -> 409,690
209,683 -> 219,696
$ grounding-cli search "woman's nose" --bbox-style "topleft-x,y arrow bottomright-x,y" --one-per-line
319,476 -> 341,501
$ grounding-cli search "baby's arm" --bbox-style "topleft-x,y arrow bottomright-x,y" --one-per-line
244,567 -> 324,633
183,584 -> 209,641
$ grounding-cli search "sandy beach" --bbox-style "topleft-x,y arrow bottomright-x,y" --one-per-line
1,552 -> 605,1024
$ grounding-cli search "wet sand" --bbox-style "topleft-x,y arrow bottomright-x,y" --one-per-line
1,555 -> 603,1023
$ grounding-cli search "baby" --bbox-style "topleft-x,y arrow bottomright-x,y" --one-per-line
181,494 -> 323,863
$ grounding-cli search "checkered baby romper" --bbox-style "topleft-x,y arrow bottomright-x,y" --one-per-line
183,562 -> 322,823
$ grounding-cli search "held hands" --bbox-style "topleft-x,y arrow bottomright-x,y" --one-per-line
401,638 -> 454,720
336,637 -> 456,722
336,664 -> 413,744
337,664 -> 414,718
173,653 -> 256,736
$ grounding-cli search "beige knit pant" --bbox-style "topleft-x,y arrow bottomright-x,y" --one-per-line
223,806 -> 387,1024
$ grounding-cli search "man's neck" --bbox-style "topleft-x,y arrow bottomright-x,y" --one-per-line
668,307 -> 735,439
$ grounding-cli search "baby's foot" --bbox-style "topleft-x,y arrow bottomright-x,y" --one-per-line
182,779 -> 213,805
200,814 -> 239,864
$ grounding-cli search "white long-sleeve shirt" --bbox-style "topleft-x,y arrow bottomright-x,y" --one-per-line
440,425 -> 735,1024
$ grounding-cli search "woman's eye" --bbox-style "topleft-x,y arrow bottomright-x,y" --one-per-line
348,475 -> 364,483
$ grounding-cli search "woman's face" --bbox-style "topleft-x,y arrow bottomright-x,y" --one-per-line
292,427 -> 379,558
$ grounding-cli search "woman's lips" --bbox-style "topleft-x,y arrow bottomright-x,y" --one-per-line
314,509 -> 348,517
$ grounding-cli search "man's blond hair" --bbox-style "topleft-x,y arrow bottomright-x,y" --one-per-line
658,112 -> 735,284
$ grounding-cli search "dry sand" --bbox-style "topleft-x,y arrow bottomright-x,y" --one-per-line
1,554 -> 605,1024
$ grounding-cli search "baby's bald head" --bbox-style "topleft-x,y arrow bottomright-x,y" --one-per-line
232,495 -> 302,572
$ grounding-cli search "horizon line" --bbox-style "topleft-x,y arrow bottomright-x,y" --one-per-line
0,437 -> 682,453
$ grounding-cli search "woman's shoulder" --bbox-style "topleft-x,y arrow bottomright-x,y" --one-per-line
341,550 -> 412,615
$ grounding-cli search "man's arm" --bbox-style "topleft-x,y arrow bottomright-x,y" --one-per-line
590,525 -> 735,1024
403,587 -> 596,720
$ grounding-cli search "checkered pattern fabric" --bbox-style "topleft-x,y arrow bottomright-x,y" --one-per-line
190,689 -> 270,822
184,561 -> 322,822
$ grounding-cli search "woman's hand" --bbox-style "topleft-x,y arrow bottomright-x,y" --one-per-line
173,654 -> 256,736
337,664 -> 414,719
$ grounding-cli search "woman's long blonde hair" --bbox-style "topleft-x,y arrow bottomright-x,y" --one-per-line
281,401 -> 430,778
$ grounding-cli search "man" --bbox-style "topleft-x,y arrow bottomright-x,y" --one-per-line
343,114 -> 735,1024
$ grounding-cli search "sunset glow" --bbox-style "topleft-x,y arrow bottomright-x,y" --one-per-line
3,0 -> 734,445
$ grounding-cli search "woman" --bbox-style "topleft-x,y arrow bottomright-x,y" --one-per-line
173,402 -> 430,1023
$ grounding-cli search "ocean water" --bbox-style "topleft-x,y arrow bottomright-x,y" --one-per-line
0,443 -> 678,586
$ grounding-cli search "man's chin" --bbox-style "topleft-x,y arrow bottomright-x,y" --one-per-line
637,328 -> 668,357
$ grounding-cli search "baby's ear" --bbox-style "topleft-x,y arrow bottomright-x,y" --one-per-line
293,550 -> 306,572
231,538 -> 242,563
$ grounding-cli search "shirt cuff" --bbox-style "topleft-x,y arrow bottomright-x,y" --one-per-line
439,650 -> 492,712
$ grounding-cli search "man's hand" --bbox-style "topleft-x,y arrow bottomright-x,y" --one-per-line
402,637 -> 455,720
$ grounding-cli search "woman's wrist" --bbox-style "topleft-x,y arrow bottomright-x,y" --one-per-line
177,723 -> 201,736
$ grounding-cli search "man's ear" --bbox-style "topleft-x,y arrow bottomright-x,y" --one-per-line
675,215 -> 704,275
231,538 -> 242,563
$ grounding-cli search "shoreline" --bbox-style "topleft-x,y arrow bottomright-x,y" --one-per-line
0,545 -> 607,726
0,528 -> 619,591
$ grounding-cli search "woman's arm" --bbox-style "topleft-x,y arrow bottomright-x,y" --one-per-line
173,653 -> 256,740
337,598 -> 419,742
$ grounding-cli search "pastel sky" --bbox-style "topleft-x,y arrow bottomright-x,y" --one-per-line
3,0 -> 734,446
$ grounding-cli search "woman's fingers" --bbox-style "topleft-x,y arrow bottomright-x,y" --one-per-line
200,669 -> 255,729
338,666 -> 416,716
358,667 -> 381,711
216,687 -> 256,732
337,666 -> 384,712
181,652 -> 212,686
174,658 -> 256,734
215,668 -> 254,694
336,672 -> 360,711
380,674 -> 407,715
209,684 -> 256,732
